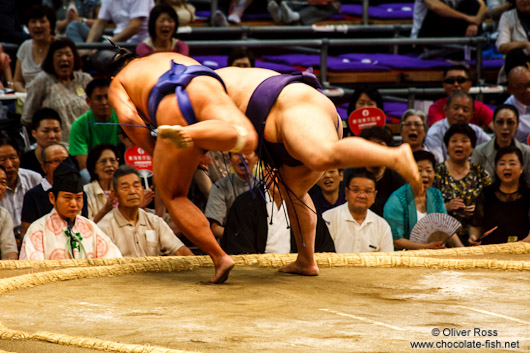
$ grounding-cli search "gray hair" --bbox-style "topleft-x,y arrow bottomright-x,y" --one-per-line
399,109 -> 428,133
112,164 -> 141,190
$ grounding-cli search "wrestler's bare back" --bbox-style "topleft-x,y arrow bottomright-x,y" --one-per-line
216,67 -> 340,143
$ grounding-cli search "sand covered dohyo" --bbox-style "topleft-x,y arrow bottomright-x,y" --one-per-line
1,244 -> 530,353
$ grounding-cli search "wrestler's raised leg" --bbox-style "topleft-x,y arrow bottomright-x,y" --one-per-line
275,105 -> 422,195
153,137 -> 234,283
276,165 -> 323,276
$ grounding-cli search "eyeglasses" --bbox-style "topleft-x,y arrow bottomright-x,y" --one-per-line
97,157 -> 119,165
347,187 -> 376,195
494,119 -> 517,127
402,122 -> 424,128
443,77 -> 469,85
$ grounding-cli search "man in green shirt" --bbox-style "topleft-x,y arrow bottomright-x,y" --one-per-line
69,78 -> 120,182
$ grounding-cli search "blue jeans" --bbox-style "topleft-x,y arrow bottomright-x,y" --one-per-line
66,20 -> 90,43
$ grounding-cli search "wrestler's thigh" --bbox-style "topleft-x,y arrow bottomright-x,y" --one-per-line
273,107 -> 339,165
153,137 -> 203,198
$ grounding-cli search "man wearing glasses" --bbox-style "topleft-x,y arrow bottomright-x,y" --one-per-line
428,65 -> 494,129
323,168 -> 393,253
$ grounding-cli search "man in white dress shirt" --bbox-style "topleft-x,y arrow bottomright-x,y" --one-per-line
323,168 -> 393,253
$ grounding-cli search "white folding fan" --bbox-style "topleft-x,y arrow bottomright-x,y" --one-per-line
409,213 -> 462,244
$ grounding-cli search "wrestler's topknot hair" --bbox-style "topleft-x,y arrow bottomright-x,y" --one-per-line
107,39 -> 138,79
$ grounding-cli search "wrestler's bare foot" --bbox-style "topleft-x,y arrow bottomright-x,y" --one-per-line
279,260 -> 319,276
394,144 -> 423,196
158,125 -> 194,149
209,255 -> 235,284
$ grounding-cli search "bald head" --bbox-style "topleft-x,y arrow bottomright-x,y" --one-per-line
508,66 -> 530,106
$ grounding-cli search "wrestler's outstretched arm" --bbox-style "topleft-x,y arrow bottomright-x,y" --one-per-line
109,79 -> 156,156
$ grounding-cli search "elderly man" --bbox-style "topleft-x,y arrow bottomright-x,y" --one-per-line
505,66 -> 530,143
323,168 -> 393,253
98,165 -> 193,257
428,65 -> 494,129
0,137 -> 42,235
425,91 -> 491,163
472,104 -> 530,183
0,166 -> 17,260
20,159 -> 121,260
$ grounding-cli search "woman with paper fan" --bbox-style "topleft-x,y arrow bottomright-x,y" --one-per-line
384,151 -> 464,250
434,122 -> 491,246
469,146 -> 530,245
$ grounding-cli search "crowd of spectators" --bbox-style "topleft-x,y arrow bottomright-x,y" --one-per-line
2,1 -> 530,261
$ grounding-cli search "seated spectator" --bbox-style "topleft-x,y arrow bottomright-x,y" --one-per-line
412,0 -> 488,39
472,104 -> 530,185
227,47 -> 255,68
425,91 -> 491,163
98,165 -> 192,256
496,0 -> 530,79
345,126 -> 405,217
309,169 -> 345,215
205,152 -> 258,239
19,159 -> 121,260
0,166 -> 18,260
267,0 -> 341,25
136,4 -> 189,57
347,86 -> 384,118
20,108 -> 62,177
469,145 -> 530,244
0,44 -> 14,90
323,168 -> 393,253
0,137 -> 42,236
13,5 -> 56,93
47,0 -> 101,43
84,144 -> 120,223
0,0 -> 31,45
488,0 -> 512,22
400,109 -> 428,153
434,122 -> 491,245
20,143 -> 88,239
21,38 -> 92,143
85,0 -> 153,45
212,0 -> 254,26
159,0 -> 195,25
384,150 -> 464,250
505,66 -> 530,143
69,78 -> 121,177
428,65 -> 494,129
222,181 -> 335,254
345,86 -> 384,137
